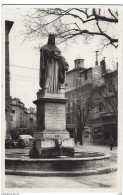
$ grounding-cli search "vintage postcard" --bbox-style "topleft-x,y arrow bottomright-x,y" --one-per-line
1,4 -> 123,193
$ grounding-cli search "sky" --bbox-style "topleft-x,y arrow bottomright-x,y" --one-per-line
3,5 -> 118,109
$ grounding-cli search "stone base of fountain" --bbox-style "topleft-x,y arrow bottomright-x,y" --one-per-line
29,138 -> 74,158
30,91 -> 74,158
5,151 -> 117,176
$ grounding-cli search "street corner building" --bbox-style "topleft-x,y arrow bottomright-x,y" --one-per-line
65,58 -> 117,146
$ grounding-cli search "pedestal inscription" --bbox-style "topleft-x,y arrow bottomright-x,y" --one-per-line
45,103 -> 66,131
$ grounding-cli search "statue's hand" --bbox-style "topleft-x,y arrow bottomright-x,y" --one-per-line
53,55 -> 61,60
47,51 -> 53,57
53,51 -> 61,60
51,50 -> 54,55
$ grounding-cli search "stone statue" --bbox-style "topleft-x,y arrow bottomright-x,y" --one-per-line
39,34 -> 69,92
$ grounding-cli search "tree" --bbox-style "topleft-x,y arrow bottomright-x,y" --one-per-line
94,59 -> 118,122
100,70 -> 117,122
66,84 -> 96,145
23,8 -> 118,48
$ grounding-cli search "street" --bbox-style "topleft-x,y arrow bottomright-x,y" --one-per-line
5,144 -> 118,189
5,172 -> 117,189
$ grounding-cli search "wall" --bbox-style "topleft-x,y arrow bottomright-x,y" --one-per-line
92,65 -> 104,86
27,111 -> 37,133
5,20 -> 13,137
80,68 -> 93,86
66,69 -> 81,89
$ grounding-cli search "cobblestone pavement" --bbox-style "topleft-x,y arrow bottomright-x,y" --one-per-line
5,172 -> 117,189
5,144 -> 118,189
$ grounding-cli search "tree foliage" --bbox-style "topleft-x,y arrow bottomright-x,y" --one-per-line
23,8 -> 118,48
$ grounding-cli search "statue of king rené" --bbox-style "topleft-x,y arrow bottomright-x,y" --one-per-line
39,34 -> 69,92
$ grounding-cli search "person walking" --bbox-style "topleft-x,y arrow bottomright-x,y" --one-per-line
109,136 -> 114,151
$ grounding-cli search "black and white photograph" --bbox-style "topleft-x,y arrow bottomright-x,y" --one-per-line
1,4 -> 123,193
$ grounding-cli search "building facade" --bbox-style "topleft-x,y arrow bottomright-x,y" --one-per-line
10,98 -> 37,139
66,59 -> 86,89
27,107 -> 37,135
91,70 -> 118,145
65,58 -> 118,145
5,20 -> 14,138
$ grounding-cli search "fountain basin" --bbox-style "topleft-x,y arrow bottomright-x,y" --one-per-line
5,151 -> 117,176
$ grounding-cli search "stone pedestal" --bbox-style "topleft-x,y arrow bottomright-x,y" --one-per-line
29,91 -> 74,157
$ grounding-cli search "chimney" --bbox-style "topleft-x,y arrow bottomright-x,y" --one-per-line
74,59 -> 84,69
95,51 -> 99,66
100,57 -> 106,74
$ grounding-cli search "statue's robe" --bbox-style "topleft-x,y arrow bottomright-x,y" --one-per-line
39,44 -> 68,92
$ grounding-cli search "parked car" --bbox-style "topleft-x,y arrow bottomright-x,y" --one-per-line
5,138 -> 14,149
16,134 -> 33,148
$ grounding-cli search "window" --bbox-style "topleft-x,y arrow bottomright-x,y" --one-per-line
108,84 -> 113,92
76,78 -> 81,88
29,118 -> 34,123
66,104 -> 68,112
66,114 -> 72,124
10,115 -> 13,121
85,72 -> 87,80
73,102 -> 75,111
99,103 -> 104,112
67,102 -> 70,112
11,110 -> 15,114
70,102 -> 73,110
66,93 -> 70,99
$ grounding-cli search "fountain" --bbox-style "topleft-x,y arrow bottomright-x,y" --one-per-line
5,34 -> 117,176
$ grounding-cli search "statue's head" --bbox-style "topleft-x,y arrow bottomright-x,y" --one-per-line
48,33 -> 55,46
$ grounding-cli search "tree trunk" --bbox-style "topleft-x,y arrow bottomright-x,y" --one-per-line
80,130 -> 83,145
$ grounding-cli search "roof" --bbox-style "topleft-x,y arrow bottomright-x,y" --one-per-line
74,59 -> 84,62
103,70 -> 117,78
66,67 -> 86,74
80,67 -> 92,74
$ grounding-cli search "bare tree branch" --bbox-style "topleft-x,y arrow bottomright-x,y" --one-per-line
108,9 -> 118,20
93,8 -> 118,23
22,8 -> 118,49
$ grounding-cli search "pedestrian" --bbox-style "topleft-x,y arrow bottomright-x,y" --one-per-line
109,136 -> 114,151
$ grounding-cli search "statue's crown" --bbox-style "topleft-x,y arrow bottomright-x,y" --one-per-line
49,33 -> 55,38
